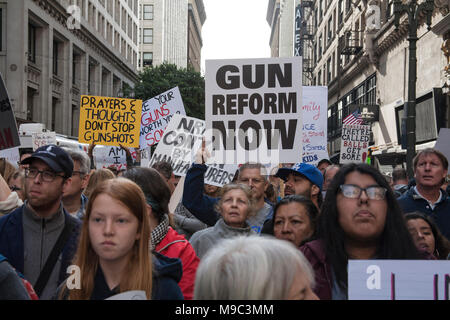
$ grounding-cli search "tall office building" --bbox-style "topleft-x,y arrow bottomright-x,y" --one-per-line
138,0 -> 206,72
267,0 -> 450,168
0,0 -> 140,138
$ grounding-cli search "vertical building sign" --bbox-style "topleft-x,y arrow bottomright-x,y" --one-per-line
294,4 -> 302,56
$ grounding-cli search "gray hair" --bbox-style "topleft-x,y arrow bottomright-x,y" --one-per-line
62,147 -> 91,175
194,236 -> 315,300
214,183 -> 257,219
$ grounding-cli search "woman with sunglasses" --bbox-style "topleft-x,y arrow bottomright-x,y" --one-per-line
300,163 -> 432,300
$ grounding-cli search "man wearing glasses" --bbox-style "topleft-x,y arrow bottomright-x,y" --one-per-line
0,145 -> 81,299
61,148 -> 91,220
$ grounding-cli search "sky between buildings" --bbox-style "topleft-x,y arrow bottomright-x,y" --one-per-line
200,0 -> 272,74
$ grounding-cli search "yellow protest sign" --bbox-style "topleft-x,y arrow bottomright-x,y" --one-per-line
79,95 -> 142,148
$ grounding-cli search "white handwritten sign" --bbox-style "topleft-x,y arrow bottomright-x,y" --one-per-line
339,124 -> 371,164
139,86 -> 186,148
301,86 -> 328,165
93,145 -> 127,171
348,260 -> 450,300
32,132 -> 57,151
150,114 -> 237,187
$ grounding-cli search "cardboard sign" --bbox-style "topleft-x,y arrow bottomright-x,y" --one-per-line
348,260 -> 450,300
93,145 -> 127,171
301,86 -> 328,165
139,86 -> 186,148
205,57 -> 303,165
149,113 -> 237,187
434,128 -> 450,170
339,124 -> 371,164
78,95 -> 142,148
0,146 -> 20,168
0,74 -> 21,151
32,131 -> 57,151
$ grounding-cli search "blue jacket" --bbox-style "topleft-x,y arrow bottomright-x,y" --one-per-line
0,204 -> 81,286
152,252 -> 184,300
182,163 -> 222,226
397,188 -> 450,239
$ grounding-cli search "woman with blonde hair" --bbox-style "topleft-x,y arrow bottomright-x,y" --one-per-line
190,183 -> 257,259
58,178 -> 183,300
83,168 -> 116,199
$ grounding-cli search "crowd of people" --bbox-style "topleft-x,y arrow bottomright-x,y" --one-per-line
0,143 -> 449,300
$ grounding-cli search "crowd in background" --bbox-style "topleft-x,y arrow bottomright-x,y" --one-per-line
0,143 -> 449,300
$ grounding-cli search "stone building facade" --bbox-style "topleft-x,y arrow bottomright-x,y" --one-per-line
138,0 -> 206,72
267,0 -> 450,170
1,0 -> 139,138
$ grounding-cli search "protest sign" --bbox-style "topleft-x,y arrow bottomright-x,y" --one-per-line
205,57 -> 303,165
140,86 -> 186,148
339,124 -> 371,164
348,260 -> 450,300
32,131 -> 57,151
149,113 -> 238,187
139,147 -> 152,168
93,145 -> 127,171
0,74 -> 20,151
0,146 -> 20,168
78,95 -> 142,148
434,128 -> 450,170
301,86 -> 328,165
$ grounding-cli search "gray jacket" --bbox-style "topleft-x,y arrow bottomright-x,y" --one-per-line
189,219 -> 256,259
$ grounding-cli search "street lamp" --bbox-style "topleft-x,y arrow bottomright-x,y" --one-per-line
393,0 -> 434,178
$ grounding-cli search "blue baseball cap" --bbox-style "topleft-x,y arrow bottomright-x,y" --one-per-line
276,163 -> 324,191
21,144 -> 74,178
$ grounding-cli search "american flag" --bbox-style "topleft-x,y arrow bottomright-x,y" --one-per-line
342,110 -> 364,125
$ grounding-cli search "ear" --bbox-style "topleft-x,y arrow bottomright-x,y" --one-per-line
62,177 -> 72,193
81,173 -> 90,189
311,184 -> 320,197
263,179 -> 269,192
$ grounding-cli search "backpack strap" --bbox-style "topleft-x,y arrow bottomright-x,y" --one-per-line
33,217 -> 76,297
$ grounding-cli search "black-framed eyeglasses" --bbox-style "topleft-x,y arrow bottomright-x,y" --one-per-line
25,168 -> 65,182
9,186 -> 21,192
339,184 -> 387,200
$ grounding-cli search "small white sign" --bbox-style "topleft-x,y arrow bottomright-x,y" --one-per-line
32,132 -> 57,151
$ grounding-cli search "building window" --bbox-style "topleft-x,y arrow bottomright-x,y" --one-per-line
327,57 -> 331,83
338,0 -> 344,26
143,52 -> 153,67
318,70 -> 322,86
318,34 -> 323,57
28,24 -> 36,63
327,17 -> 333,44
143,4 -> 153,20
143,28 -> 153,44
53,41 -> 59,76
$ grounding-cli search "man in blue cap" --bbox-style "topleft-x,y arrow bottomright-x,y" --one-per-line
276,162 -> 324,210
0,145 -> 81,299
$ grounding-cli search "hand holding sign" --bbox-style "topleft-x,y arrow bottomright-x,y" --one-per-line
195,138 -> 211,165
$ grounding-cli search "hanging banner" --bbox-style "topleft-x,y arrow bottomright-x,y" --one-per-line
348,260 -> 450,300
301,86 -> 328,165
149,113 -> 237,187
78,95 -> 142,148
205,57 -> 303,165
32,131 -> 57,151
0,74 -> 21,151
339,124 -> 371,164
93,145 -> 127,171
139,86 -> 186,148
